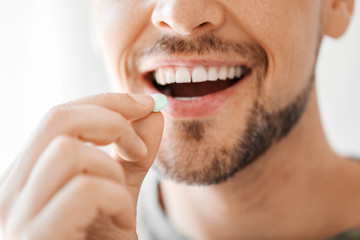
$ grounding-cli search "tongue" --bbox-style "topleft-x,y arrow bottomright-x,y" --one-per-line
169,81 -> 234,97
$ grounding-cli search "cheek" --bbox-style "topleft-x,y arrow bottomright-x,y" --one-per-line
230,0 -> 321,110
93,1 -> 152,90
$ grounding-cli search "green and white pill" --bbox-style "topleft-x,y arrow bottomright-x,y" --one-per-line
151,94 -> 168,112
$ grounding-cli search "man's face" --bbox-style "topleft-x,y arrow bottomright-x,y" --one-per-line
91,0 -> 322,185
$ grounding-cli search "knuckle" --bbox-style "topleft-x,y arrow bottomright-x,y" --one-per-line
42,135 -> 81,172
99,92 -> 123,106
71,175 -> 98,195
100,92 -> 115,100
50,135 -> 77,154
44,105 -> 69,125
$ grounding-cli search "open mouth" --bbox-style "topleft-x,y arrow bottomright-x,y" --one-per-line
145,65 -> 250,100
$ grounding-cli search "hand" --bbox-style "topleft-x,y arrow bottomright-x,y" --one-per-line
0,93 -> 164,240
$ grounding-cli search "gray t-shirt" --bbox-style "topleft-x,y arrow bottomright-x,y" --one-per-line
137,169 -> 187,240
136,169 -> 360,240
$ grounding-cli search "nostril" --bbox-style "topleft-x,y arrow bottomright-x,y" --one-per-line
195,22 -> 211,31
158,21 -> 170,29
191,22 -> 212,33
199,22 -> 209,27
157,20 -> 208,33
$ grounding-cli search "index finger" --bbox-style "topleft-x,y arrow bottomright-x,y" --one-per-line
63,92 -> 155,121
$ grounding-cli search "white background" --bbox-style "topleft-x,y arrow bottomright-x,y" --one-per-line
0,0 -> 359,178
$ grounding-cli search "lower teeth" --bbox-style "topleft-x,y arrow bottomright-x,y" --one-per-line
174,97 -> 201,101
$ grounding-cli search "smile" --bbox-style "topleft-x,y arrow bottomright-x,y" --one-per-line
149,65 -> 249,100
141,60 -> 252,117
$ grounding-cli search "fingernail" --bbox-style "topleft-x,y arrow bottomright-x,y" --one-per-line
151,94 -> 168,112
129,94 -> 152,106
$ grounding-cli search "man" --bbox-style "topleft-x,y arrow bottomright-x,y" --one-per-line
0,0 -> 359,239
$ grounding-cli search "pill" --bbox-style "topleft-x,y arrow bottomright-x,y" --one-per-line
151,94 -> 168,112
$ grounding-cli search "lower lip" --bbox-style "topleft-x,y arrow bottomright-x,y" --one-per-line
142,74 -> 250,118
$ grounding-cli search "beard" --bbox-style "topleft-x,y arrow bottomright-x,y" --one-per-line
154,75 -> 314,186
137,34 -> 314,185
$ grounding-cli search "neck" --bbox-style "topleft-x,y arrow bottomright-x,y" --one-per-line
159,88 -> 360,240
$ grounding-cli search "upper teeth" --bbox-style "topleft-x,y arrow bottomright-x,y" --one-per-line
154,66 -> 244,85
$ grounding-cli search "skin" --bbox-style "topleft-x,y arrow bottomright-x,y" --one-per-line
0,0 -> 358,240
0,94 -> 165,239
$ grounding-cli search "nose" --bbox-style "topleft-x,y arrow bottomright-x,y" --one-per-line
151,0 -> 225,36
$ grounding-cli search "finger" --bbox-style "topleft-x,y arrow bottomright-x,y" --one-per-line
64,92 -> 154,121
11,104 -> 147,193
14,135 -> 126,222
114,112 -> 165,199
0,160 -> 19,224
41,104 -> 148,150
0,161 -> 15,188
27,176 -> 136,240
12,93 -> 154,187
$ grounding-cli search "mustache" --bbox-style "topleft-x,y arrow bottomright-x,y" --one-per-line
140,34 -> 269,70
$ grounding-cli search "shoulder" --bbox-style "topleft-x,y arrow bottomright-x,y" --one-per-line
325,156 -> 360,239
326,226 -> 360,240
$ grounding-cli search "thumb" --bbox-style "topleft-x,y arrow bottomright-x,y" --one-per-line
113,112 -> 164,200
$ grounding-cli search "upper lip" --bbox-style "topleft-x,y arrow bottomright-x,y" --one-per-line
138,56 -> 251,75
